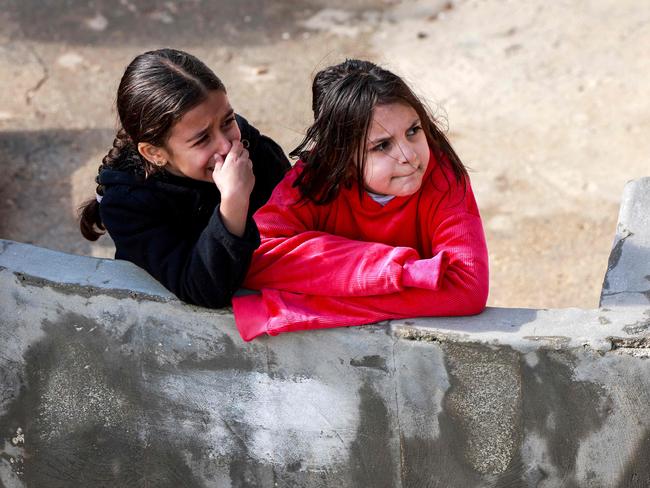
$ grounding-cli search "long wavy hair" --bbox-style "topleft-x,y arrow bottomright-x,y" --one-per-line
290,59 -> 467,204
79,48 -> 225,240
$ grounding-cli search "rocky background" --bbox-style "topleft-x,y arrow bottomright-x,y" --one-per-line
0,0 -> 648,309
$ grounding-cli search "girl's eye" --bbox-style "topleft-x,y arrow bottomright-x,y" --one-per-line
373,141 -> 391,152
193,134 -> 209,146
407,125 -> 422,137
223,116 -> 236,128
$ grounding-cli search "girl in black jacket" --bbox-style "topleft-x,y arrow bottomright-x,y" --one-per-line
80,48 -> 290,307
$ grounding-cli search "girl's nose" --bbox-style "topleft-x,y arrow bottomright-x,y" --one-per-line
212,131 -> 232,157
396,141 -> 417,164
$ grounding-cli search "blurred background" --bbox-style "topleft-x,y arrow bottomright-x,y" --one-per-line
0,0 -> 648,309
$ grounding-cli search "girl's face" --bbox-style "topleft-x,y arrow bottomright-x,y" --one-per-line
362,102 -> 429,197
162,90 -> 241,182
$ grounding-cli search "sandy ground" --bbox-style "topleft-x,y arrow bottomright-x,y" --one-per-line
0,0 -> 648,309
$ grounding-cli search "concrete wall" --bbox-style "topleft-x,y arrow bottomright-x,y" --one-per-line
1,178 -> 649,488
600,177 -> 650,308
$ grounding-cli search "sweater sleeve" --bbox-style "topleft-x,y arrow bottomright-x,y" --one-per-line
242,166 -> 422,296
101,187 -> 260,308
233,174 -> 489,341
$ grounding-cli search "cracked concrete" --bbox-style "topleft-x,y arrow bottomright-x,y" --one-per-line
24,44 -> 48,106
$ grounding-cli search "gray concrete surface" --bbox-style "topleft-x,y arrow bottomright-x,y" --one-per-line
1,178 -> 650,487
601,177 -> 650,308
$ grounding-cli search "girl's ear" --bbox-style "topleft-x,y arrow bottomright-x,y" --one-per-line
137,142 -> 168,167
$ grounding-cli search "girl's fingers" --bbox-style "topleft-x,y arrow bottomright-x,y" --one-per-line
223,141 -> 246,165
210,153 -> 224,168
231,140 -> 244,157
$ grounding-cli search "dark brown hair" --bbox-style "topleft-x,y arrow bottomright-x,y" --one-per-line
290,59 -> 467,204
79,48 -> 225,240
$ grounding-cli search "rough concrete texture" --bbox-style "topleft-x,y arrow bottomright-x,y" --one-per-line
1,179 -> 650,488
600,177 -> 650,308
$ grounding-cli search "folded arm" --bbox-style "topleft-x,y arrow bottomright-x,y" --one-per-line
243,168 -> 447,297
235,208 -> 488,340
234,161 -> 489,340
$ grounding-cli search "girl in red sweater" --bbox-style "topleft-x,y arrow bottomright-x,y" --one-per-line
233,59 -> 489,340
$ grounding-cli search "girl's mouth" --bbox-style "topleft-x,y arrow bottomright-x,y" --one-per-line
396,168 -> 419,178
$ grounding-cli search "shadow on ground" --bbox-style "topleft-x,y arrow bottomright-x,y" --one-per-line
4,0 -> 388,47
0,128 -> 114,256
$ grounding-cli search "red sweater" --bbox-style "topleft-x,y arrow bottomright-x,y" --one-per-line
233,151 -> 489,340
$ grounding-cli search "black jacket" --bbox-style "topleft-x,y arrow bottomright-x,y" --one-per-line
98,115 -> 290,307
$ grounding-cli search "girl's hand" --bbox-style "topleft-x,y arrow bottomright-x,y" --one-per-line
211,140 -> 255,200
402,253 -> 449,290
211,140 -> 255,237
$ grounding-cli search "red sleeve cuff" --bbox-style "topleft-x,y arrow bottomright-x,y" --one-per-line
232,293 -> 269,341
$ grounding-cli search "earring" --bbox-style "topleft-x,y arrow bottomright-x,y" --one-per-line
155,159 -> 167,167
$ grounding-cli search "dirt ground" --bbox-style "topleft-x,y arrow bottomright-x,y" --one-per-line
0,0 -> 648,309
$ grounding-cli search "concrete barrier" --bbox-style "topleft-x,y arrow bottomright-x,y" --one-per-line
601,177 -> 650,308
1,178 -> 649,487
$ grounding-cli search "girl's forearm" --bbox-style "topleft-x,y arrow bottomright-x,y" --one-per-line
219,196 -> 250,237
234,277 -> 488,341
244,232 -> 422,296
